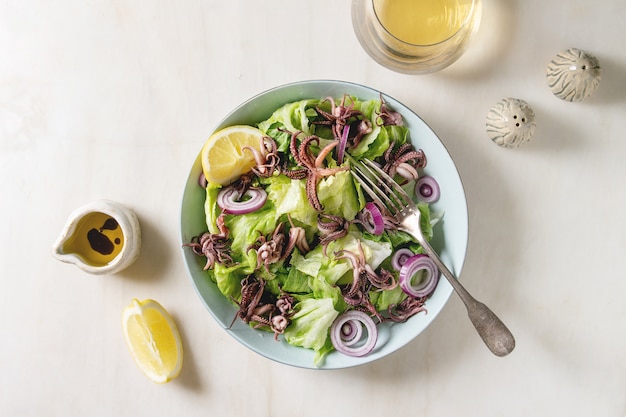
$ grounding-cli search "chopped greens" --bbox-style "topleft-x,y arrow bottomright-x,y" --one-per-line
187,95 -> 438,366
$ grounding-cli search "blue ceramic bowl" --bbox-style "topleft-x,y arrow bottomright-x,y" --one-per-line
180,80 -> 468,369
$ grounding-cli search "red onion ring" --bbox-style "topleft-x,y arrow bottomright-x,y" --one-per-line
337,125 -> 349,164
415,175 -> 440,203
330,310 -> 378,357
338,318 -> 363,347
198,172 -> 208,188
359,202 -> 385,235
217,187 -> 267,215
398,254 -> 440,298
391,248 -> 414,272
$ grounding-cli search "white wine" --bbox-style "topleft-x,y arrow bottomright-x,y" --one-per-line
373,0 -> 475,45
352,0 -> 482,74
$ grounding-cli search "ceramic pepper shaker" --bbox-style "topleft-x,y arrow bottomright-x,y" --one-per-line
486,98 -> 536,148
546,48 -> 601,102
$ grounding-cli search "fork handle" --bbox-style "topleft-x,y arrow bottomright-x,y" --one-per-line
463,295 -> 516,357
418,242 -> 516,356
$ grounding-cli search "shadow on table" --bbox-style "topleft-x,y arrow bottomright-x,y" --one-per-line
593,54 -> 626,105
174,312 -> 205,392
115,210 -> 171,283
439,0 -> 518,81
528,101 -> 587,153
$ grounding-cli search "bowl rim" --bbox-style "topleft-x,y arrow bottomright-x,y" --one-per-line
180,79 -> 469,369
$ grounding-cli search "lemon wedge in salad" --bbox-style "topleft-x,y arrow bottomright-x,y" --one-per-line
122,298 -> 183,384
201,125 -> 266,185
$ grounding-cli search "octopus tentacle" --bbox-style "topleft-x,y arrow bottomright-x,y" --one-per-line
242,145 -> 265,168
306,174 -> 323,211
299,135 -> 320,169
376,94 -> 404,126
382,141 -> 427,183
387,297 -> 427,323
243,136 -> 281,178
289,130 -> 307,166
229,277 -> 266,328
335,245 -> 369,304
183,213 -> 235,270
284,130 -> 349,212
286,215 -> 310,255
317,214 -> 350,255
282,166 -> 308,180
314,95 -> 365,141
314,141 -> 338,167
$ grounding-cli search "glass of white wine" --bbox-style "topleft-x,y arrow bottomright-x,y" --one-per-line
352,0 -> 482,74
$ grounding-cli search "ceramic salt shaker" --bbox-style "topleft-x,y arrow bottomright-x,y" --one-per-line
486,98 -> 536,148
546,48 -> 601,102
52,199 -> 141,275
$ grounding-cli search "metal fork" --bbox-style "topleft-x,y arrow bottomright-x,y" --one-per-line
352,159 -> 515,357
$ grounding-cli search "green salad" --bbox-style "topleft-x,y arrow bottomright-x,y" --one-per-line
186,95 -> 441,365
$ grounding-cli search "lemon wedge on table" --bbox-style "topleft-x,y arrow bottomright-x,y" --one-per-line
201,125 -> 266,185
122,298 -> 183,384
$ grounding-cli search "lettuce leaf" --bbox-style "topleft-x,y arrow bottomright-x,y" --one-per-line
292,232 -> 392,286
265,175 -> 318,231
226,206 -> 277,257
265,169 -> 365,230
204,183 -> 222,234
370,285 -> 407,312
212,262 -> 249,302
276,255 -> 312,294
283,297 -> 339,358
348,98 -> 411,160
317,170 -> 364,221
257,99 -> 319,152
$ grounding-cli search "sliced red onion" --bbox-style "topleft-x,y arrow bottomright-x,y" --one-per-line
398,254 -> 440,298
359,202 -> 385,235
338,318 -> 363,347
330,310 -> 378,357
217,187 -> 267,215
415,175 -> 440,203
337,125 -> 349,164
391,248 -> 414,272
198,172 -> 208,188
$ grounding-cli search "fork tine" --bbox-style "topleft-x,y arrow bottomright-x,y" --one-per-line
356,163 -> 407,212
361,159 -> 415,208
351,166 -> 400,213
351,159 -> 417,216
352,165 -> 403,213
